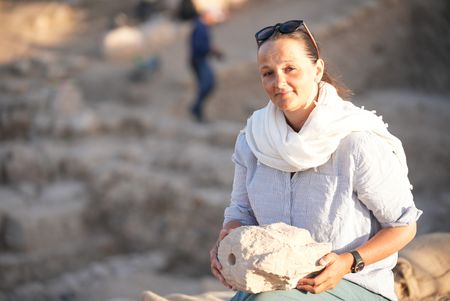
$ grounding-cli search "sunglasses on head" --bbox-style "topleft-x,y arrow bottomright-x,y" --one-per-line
255,20 -> 320,58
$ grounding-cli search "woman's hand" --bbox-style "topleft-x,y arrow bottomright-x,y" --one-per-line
297,223 -> 417,294
209,228 -> 233,289
297,252 -> 353,294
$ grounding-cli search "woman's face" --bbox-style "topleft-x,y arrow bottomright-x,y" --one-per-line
257,37 -> 323,113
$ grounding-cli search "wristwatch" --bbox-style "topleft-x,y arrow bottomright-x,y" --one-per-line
350,250 -> 365,273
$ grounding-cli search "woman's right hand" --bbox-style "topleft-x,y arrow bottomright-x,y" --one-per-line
209,228 -> 233,289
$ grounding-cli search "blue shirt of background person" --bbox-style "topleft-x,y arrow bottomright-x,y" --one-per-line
191,16 -> 211,60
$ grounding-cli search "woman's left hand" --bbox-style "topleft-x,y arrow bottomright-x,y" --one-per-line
296,252 -> 353,294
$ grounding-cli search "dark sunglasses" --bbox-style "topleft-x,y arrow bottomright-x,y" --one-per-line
255,20 -> 320,58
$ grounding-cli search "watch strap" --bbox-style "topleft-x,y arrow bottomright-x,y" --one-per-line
350,250 -> 364,273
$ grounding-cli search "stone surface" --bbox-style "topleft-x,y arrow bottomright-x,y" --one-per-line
103,17 -> 179,62
394,232 -> 450,300
217,223 -> 331,293
1,181 -> 88,252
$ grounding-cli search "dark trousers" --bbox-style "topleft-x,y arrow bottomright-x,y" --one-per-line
190,57 -> 215,121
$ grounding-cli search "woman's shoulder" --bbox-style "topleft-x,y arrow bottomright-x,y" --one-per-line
338,131 -> 373,153
233,130 -> 257,165
234,130 -> 251,154
338,131 -> 402,167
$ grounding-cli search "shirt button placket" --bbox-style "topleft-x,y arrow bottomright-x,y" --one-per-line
288,172 -> 295,225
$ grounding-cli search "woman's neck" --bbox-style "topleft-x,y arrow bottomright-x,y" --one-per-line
284,84 -> 320,132
284,103 -> 315,132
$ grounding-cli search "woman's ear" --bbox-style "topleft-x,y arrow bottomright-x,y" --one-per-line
314,58 -> 325,83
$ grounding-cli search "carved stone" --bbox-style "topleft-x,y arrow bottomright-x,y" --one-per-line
217,223 -> 332,293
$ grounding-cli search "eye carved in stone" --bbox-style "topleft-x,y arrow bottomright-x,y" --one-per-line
227,253 -> 237,266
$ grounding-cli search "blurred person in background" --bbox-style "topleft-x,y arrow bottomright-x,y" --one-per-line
188,4 -> 224,122
209,19 -> 422,301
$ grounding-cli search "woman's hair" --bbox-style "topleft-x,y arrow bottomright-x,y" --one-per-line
259,30 -> 353,100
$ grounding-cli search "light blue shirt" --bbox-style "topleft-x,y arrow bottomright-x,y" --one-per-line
224,130 -> 422,301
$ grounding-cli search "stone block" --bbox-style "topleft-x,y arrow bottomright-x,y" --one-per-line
394,232 -> 450,300
2,144 -> 50,185
103,17 -> 178,62
1,181 -> 88,252
0,234 -> 116,291
217,223 -> 331,293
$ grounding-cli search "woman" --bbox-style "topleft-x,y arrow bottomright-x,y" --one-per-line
209,20 -> 422,301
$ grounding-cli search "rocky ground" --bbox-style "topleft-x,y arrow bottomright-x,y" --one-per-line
0,0 -> 449,300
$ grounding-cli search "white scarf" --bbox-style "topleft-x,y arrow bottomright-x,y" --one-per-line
245,82 -> 409,175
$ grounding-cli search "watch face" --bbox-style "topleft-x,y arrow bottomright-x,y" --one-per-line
354,261 -> 365,273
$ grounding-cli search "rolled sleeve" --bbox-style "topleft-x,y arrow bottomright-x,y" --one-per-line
354,133 -> 422,227
223,132 -> 258,226
388,206 -> 422,227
